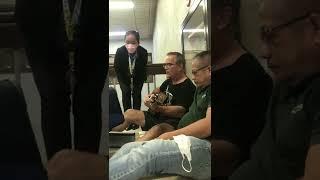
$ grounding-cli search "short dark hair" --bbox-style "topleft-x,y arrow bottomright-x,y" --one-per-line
124,30 -> 140,43
213,0 -> 241,39
193,51 -> 211,65
166,52 -> 186,70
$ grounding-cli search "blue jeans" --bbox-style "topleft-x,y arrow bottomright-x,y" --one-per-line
109,136 -> 211,180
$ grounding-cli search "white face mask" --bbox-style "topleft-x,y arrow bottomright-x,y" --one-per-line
125,44 -> 138,54
173,134 -> 192,173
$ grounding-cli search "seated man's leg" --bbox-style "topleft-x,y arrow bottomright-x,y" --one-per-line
112,109 -> 145,131
109,141 -> 145,160
109,137 -> 211,180
137,123 -> 175,141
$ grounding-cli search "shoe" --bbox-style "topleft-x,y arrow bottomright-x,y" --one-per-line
127,123 -> 139,130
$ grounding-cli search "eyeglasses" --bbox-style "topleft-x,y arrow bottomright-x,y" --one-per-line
125,40 -> 138,45
260,12 -> 312,46
163,63 -> 176,68
191,65 -> 210,75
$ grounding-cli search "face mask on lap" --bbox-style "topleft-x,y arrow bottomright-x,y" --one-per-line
173,134 -> 192,173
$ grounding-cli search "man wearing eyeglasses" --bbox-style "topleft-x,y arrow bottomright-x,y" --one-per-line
109,51 -> 212,180
230,0 -> 320,180
112,52 -> 196,141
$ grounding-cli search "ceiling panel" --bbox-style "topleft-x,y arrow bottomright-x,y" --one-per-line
109,0 -> 157,40
0,0 -> 157,41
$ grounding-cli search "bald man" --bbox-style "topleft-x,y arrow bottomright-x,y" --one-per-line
230,0 -> 320,180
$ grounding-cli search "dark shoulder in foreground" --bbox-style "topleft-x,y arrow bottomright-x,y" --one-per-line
234,53 -> 271,81
213,52 -> 273,93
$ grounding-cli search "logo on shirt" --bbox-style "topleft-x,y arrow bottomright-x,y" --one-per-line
202,94 -> 206,99
166,92 -> 173,105
291,104 -> 303,114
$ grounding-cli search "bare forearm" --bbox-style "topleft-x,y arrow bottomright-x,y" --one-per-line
158,107 -> 212,140
157,105 -> 186,118
171,107 -> 211,138
303,144 -> 320,180
170,118 -> 211,138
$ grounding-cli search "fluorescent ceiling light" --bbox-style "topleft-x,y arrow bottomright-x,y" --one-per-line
183,29 -> 205,33
110,1 -> 134,10
109,31 -> 126,36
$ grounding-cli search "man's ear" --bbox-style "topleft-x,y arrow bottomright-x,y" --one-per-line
216,6 -> 233,30
178,64 -> 184,72
310,14 -> 320,46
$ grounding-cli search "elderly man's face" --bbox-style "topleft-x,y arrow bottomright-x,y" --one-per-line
259,0 -> 317,82
191,59 -> 211,88
163,55 -> 183,79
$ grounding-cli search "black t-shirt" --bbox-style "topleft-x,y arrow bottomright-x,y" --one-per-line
230,74 -> 320,180
212,53 -> 273,161
159,78 -> 196,111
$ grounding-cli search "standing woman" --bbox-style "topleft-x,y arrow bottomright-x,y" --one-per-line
114,30 -> 148,111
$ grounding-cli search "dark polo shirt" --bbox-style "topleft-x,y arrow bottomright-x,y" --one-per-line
230,74 -> 320,180
177,84 -> 211,129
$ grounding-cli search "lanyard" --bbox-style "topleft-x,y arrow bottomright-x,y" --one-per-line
62,0 -> 82,67
62,0 -> 82,41
128,55 -> 136,77
128,55 -> 136,90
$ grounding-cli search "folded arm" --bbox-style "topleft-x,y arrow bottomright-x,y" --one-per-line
158,107 -> 211,139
